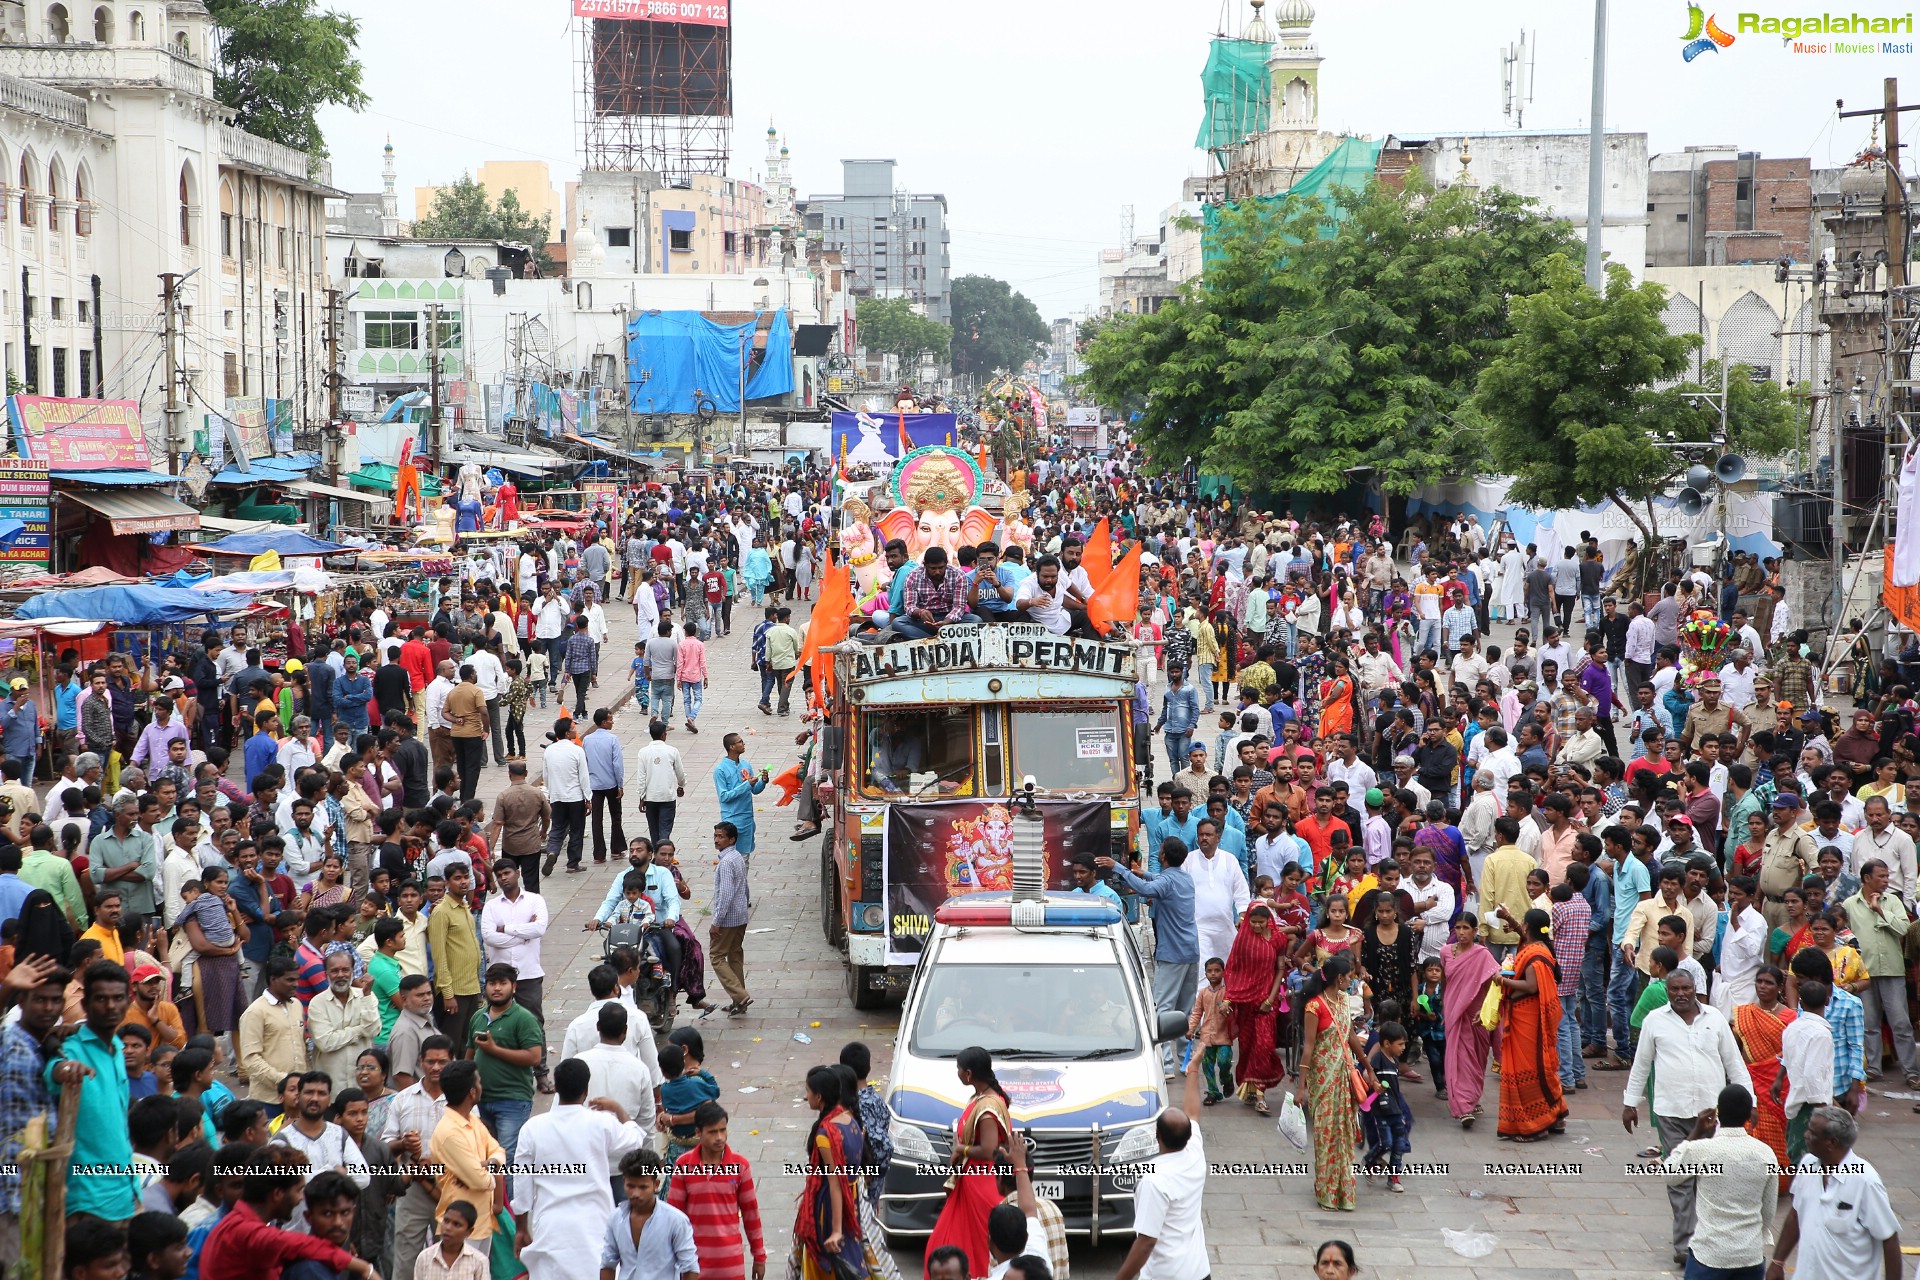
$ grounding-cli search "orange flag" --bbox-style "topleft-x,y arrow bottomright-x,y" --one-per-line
769,762 -> 805,806
800,557 -> 854,707
1082,518 -> 1113,590
1087,542 -> 1142,637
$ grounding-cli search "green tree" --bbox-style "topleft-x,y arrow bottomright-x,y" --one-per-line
1076,179 -> 1581,495
207,0 -> 368,160
1476,255 -> 1800,539
410,176 -> 555,270
950,275 -> 1050,379
855,296 -> 951,365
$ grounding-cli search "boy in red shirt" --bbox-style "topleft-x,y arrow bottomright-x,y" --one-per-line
667,1101 -> 767,1280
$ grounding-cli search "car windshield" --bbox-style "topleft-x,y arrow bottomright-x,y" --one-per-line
909,963 -> 1141,1058
862,707 -> 977,797
1009,708 -> 1127,792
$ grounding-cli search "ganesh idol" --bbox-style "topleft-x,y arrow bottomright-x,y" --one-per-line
838,496 -> 891,612
1000,488 -> 1036,557
874,445 -> 996,565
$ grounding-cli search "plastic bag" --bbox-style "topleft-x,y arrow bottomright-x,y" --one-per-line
1478,980 -> 1503,1031
1276,1091 -> 1308,1150
1441,1228 -> 1499,1259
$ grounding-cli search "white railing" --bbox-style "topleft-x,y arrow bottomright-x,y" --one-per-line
0,44 -> 209,101
221,124 -> 332,189
0,70 -> 86,126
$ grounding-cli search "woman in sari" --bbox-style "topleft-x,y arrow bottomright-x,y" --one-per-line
793,1064 -> 869,1280
1731,964 -> 1795,1186
1441,915 -> 1499,1129
1414,806 -> 1473,909
1318,658 -> 1357,741
1224,902 -> 1288,1115
1299,953 -> 1363,1211
1766,887 -> 1810,965
1494,907 -> 1568,1142
924,1046 -> 1013,1279
300,852 -> 350,911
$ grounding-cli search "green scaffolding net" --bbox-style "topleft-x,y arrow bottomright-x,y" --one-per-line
1200,135 -> 1384,265
1196,38 -> 1271,153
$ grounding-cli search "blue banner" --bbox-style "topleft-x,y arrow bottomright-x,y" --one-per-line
829,411 -> 957,469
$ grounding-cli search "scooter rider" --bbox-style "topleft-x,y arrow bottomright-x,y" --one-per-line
586,836 -> 684,990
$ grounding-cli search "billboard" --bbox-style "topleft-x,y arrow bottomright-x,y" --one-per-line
8,396 -> 149,470
829,411 -> 957,469
225,396 -> 272,460
883,800 -> 1110,964
590,16 -> 730,117
0,460 -> 50,567
575,0 -> 727,24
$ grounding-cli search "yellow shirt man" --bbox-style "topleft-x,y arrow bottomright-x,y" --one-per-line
1478,842 -> 1536,947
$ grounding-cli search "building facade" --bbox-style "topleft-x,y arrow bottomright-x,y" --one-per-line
801,158 -> 951,324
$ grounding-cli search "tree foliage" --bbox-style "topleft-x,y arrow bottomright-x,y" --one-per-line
1476,255 -> 1800,537
410,176 -> 555,268
207,0 -> 368,160
950,275 -> 1050,379
854,296 -> 951,366
1075,179 -> 1581,495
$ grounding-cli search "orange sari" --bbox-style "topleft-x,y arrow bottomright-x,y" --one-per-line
1496,941 -> 1569,1139
1732,1002 -> 1795,1187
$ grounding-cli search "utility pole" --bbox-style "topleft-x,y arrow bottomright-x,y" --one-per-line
160,272 -> 183,475
737,326 -> 748,459
325,289 -> 342,422
1888,76 -> 1908,292
426,303 -> 443,461
1583,0 -> 1608,289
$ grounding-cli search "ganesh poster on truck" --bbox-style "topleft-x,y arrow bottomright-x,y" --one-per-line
884,800 -> 1110,963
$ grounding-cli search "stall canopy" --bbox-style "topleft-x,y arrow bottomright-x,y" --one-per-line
348,462 -> 445,497
63,489 -> 201,534
283,479 -> 389,510
15,584 -> 256,622
208,452 -> 321,485
51,469 -> 174,486
197,530 -> 347,557
194,568 -> 329,593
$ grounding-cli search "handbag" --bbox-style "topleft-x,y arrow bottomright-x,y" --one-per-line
1478,979 -> 1504,1031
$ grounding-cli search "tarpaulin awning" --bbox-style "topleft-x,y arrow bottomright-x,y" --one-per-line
195,515 -> 310,536
193,568 -> 330,594
63,488 -> 201,535
52,469 -> 174,486
447,449 -> 567,475
209,457 -> 314,484
284,479 -> 391,509
15,584 -> 256,622
2,566 -> 141,590
154,570 -> 211,588
348,463 -> 444,497
0,616 -> 112,637
196,530 -> 347,557
624,309 -> 795,414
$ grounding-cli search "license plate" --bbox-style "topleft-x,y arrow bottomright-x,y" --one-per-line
1032,1180 -> 1064,1200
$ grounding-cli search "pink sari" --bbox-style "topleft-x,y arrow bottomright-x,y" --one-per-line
1441,940 -> 1500,1120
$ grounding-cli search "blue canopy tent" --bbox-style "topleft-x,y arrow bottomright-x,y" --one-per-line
625,310 -> 796,414
196,530 -> 348,557
15,585 -> 256,623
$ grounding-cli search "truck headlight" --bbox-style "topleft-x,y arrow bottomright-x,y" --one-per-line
890,1120 -> 936,1163
1110,1122 -> 1157,1167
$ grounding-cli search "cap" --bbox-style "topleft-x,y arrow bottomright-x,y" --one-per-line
1775,699 -> 1795,713
1365,788 -> 1385,807
1771,793 -> 1803,810
1666,814 -> 1694,828
129,963 -> 166,984
1798,709 -> 1823,723
285,659 -> 304,673
6,678 -> 24,691
161,676 -> 185,692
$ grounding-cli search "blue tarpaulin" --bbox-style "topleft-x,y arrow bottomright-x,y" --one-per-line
626,310 -> 795,414
15,585 -> 256,623
196,530 -> 347,557
209,451 -> 319,485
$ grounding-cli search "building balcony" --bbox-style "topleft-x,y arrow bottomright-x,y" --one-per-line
221,125 -> 337,194
0,44 -> 210,99
0,70 -> 88,127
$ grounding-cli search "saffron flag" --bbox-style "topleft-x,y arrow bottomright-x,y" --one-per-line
1087,543 -> 1142,638
1082,517 -> 1113,590
800,557 -> 854,707
770,762 -> 805,806
897,413 -> 913,457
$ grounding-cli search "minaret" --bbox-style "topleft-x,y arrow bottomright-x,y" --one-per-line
1267,0 -> 1322,129
380,135 -> 399,236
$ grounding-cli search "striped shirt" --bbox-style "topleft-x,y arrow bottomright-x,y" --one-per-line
666,1146 -> 766,1280
1548,897 -> 1591,998
294,941 -> 328,1007
1826,987 -> 1867,1091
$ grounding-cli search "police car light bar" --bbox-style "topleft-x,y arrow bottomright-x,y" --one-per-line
934,898 -> 1122,927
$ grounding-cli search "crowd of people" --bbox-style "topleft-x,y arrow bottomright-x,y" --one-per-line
0,438 -> 1913,1280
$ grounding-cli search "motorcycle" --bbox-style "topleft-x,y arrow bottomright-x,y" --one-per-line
602,918 -> 676,1035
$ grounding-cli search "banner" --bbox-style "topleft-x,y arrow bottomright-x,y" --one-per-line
830,411 -> 956,470
580,480 -> 621,542
573,0 -> 727,23
8,396 -> 148,470
0,459 -> 50,567
883,800 -> 1110,964
225,396 -> 272,459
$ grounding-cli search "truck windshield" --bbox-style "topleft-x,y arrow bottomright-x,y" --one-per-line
1009,708 -> 1127,792
910,963 -> 1141,1058
862,707 -> 977,797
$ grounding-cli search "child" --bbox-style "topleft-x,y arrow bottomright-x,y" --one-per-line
1188,957 -> 1233,1105
1211,711 -> 1238,773
418,1200 -> 486,1280
611,1149 -> 682,1278
608,870 -> 668,980
1329,845 -> 1370,914
123,1022 -> 159,1099
170,880 -> 204,997
838,1041 -> 892,1209
666,1101 -> 767,1280
1412,958 -> 1447,1100
1631,946 -> 1678,1157
1252,874 -> 1276,902
630,641 -> 650,716
524,645 -> 550,711
502,658 -> 530,761
1361,1020 -> 1414,1192
658,1038 -> 721,1175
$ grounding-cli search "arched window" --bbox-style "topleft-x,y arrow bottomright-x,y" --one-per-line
18,155 -> 35,227
218,179 -> 234,257
74,166 -> 90,236
46,3 -> 69,41
172,29 -> 188,56
576,282 -> 593,310
128,9 -> 144,39
273,193 -> 288,268
442,247 -> 465,278
178,162 -> 196,246
92,4 -> 110,41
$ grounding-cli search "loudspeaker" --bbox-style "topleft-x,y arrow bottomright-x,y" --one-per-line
1686,464 -> 1714,492
1714,454 -> 1748,484
1677,487 -> 1707,517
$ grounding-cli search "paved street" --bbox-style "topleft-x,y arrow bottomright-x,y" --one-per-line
452,596 -> 1920,1280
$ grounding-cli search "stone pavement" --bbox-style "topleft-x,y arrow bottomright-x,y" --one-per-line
364,599 -> 1920,1280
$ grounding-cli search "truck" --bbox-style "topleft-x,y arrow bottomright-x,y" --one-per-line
815,621 -> 1143,1009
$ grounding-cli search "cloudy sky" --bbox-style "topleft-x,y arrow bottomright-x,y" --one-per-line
318,0 -> 1902,319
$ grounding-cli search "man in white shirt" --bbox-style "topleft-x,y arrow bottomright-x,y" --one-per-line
1012,558 -> 1072,636
1717,649 -> 1760,710
1324,736 -> 1376,794
469,643 -> 507,768
634,720 -> 687,846
1623,970 -> 1754,1265
1772,1105 -> 1902,1280
576,1002 -> 658,1129
480,859 -> 550,1079
509,1058 -> 649,1280
1852,796 -> 1917,904
1114,1056 -> 1207,1280
561,964 -> 664,1108
1662,1084 -> 1776,1278
423,660 -> 457,770
541,721 -> 593,875
1405,845 -> 1457,962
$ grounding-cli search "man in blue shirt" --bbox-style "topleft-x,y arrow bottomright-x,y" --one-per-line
49,959 -> 138,1220
1099,839 -> 1199,1076
50,664 -> 80,766
242,710 -> 279,791
969,542 -> 1020,619
1153,664 -> 1200,775
713,732 -> 769,855
0,680 -> 39,786
1068,853 -> 1124,909
582,707 -> 626,863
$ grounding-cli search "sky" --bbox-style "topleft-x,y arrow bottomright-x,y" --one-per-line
317,0 -> 1906,320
